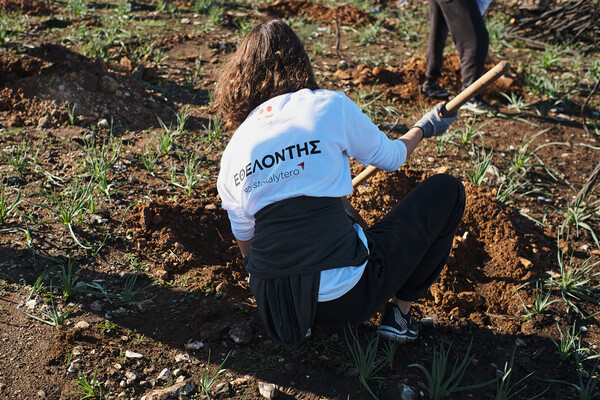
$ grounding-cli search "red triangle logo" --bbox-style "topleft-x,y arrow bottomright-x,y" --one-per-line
298,162 -> 305,170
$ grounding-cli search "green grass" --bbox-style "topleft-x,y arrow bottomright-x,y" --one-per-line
344,327 -> 386,399
409,339 -> 492,400
0,183 -> 21,226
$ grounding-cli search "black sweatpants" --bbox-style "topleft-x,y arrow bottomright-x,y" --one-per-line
425,0 -> 489,90
314,174 -> 465,326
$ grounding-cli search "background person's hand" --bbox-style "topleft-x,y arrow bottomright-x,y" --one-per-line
413,103 -> 458,138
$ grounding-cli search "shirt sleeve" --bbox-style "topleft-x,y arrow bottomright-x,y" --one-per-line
340,94 -> 407,172
217,159 -> 255,241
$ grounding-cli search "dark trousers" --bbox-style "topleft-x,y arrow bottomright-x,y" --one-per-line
425,0 -> 489,90
314,174 -> 465,326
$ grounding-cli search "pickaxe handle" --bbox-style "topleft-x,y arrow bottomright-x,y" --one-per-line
351,61 -> 511,188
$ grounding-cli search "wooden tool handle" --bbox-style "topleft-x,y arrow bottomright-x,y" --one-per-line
440,60 -> 510,116
352,61 -> 510,189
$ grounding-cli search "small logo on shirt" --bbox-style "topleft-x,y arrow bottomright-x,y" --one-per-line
257,105 -> 274,121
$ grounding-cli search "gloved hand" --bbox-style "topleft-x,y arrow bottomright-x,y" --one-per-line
413,103 -> 458,138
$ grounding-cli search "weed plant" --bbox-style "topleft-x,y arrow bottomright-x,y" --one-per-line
55,256 -> 81,299
20,286 -> 77,328
74,366 -> 107,399
140,145 -> 160,176
547,241 -> 600,314
0,183 -> 21,225
501,92 -> 533,114
154,118 -> 177,154
4,140 -> 35,174
344,327 -> 386,399
82,136 -> 122,199
117,272 -> 152,305
409,339 -> 491,399
494,348 -> 546,400
546,362 -> 600,400
64,102 -> 77,125
67,0 -> 88,17
37,179 -> 94,249
485,15 -> 513,53
516,280 -> 560,318
170,153 -> 208,196
381,339 -> 398,370
554,184 -> 600,248
546,322 -> 579,362
534,46 -> 567,70
198,351 -> 230,399
466,145 -> 493,186
202,117 -> 222,141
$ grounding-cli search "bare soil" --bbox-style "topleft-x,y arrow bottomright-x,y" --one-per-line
1,0 -> 599,399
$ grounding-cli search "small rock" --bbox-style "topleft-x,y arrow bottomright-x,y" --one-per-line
398,383 -> 418,400
37,116 -> 50,130
346,367 -> 359,377
7,115 -> 23,128
100,75 -> 120,93
90,300 -> 102,311
181,17 -> 191,24
141,380 -> 196,400
421,317 -> 436,327
231,376 -> 252,387
515,338 -> 526,347
258,381 -> 277,399
519,258 -> 533,268
67,359 -> 82,373
125,350 -> 143,359
184,341 -> 204,350
228,324 -> 253,344
125,371 -> 139,383
205,204 -> 217,210
157,368 -> 173,382
97,118 -> 110,129
173,368 -> 184,377
175,375 -> 186,383
334,69 -> 352,80
213,381 -> 231,396
37,389 -> 46,398
75,321 -> 90,330
25,299 -> 37,311
175,353 -> 190,363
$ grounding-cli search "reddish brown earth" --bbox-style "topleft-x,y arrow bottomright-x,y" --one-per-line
0,0 -> 599,399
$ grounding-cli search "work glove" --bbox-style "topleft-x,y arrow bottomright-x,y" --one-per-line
413,103 -> 458,138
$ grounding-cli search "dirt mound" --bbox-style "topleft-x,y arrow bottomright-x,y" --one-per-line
335,54 -> 519,102
0,0 -> 53,14
350,166 -> 539,332
260,0 -> 374,27
0,44 -> 172,130
432,183 -> 536,328
124,192 -> 250,299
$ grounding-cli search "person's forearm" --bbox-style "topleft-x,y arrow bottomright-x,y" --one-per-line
399,127 -> 424,159
237,238 -> 253,256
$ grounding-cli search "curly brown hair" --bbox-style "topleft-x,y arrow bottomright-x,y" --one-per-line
213,19 -> 319,131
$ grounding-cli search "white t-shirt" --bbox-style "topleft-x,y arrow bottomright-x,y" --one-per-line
217,89 -> 407,300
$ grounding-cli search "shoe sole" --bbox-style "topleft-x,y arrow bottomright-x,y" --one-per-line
377,327 -> 418,343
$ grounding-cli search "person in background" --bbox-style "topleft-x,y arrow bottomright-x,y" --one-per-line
421,0 -> 496,112
214,19 -> 464,347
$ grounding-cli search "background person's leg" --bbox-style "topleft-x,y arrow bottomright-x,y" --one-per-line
438,0 -> 489,89
425,0 -> 449,85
